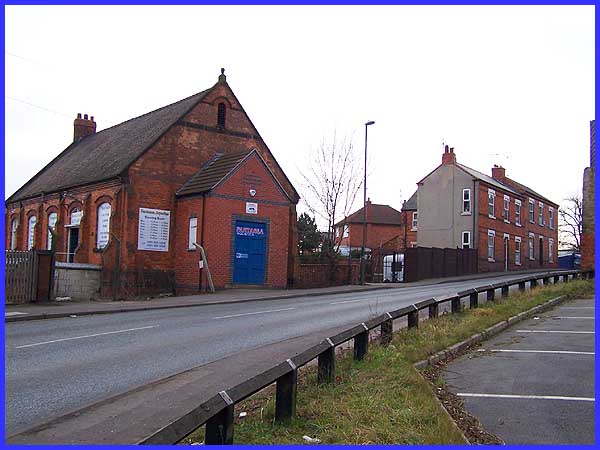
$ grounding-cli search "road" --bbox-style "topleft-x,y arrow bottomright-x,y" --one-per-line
4,273 -> 542,436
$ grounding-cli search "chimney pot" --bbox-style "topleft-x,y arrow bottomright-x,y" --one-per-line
84,114 -> 88,120
77,113 -> 82,119
441,144 -> 457,165
491,165 -> 506,180
73,112 -> 97,142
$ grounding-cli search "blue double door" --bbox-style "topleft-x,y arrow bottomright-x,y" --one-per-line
233,220 -> 267,285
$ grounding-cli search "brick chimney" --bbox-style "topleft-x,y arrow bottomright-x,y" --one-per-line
365,198 -> 372,221
491,164 -> 506,180
73,113 -> 96,142
441,144 -> 456,165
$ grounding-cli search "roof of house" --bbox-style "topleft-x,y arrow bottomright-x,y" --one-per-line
500,177 -> 557,206
176,150 -> 252,197
7,89 -> 210,203
337,203 -> 403,226
455,163 -> 519,195
401,190 -> 417,211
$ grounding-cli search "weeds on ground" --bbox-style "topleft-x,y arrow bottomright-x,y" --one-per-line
181,280 -> 594,445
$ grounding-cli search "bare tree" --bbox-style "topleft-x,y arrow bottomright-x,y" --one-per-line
559,195 -> 582,251
300,132 -> 363,256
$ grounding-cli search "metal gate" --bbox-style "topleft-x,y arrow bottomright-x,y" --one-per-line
233,221 -> 267,285
5,250 -> 38,304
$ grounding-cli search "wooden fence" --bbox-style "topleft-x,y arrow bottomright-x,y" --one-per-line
5,250 -> 55,304
135,269 -> 592,445
404,247 -> 477,282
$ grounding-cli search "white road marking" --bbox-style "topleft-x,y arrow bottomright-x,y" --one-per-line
552,316 -> 594,319
5,312 -> 28,316
15,325 -> 160,349
213,307 -> 296,320
457,393 -> 594,402
477,349 -> 594,355
560,307 -> 595,309
515,330 -> 594,334
330,299 -> 362,305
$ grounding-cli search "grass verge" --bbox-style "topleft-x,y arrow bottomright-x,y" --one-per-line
181,280 -> 594,445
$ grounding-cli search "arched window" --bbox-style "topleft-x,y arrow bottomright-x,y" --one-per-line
217,102 -> 226,127
27,216 -> 37,250
10,218 -> 18,250
96,202 -> 111,249
47,212 -> 58,250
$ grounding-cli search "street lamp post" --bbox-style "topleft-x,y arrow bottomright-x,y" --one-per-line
361,120 -> 375,285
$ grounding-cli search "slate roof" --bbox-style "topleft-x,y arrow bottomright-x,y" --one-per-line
401,190 -> 417,211
337,203 -> 403,226
500,177 -> 557,206
7,89 -> 210,203
455,163 -> 519,195
176,150 -> 252,197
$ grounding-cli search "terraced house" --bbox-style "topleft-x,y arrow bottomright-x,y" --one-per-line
415,146 -> 558,272
5,69 -> 300,298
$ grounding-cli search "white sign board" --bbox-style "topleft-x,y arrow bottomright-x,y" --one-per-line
96,203 -> 111,249
138,208 -> 170,252
246,202 -> 258,215
70,210 -> 83,226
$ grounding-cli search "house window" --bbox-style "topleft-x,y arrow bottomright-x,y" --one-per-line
10,218 -> 18,250
549,208 -> 554,229
27,215 -> 37,250
529,234 -> 535,260
488,189 -> 495,218
335,227 -> 340,238
515,200 -> 521,226
538,202 -> 544,226
47,212 -> 58,250
487,230 -> 495,261
462,189 -> 471,214
412,212 -> 418,230
188,217 -> 198,250
462,231 -> 471,249
217,102 -> 226,127
529,199 -> 535,223
515,237 -> 521,265
96,203 -> 111,249
343,225 -> 349,238
549,239 -> 554,263
503,195 -> 510,221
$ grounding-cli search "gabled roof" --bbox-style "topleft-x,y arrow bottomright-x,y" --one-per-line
455,163 -> 519,195
7,89 -> 210,203
176,149 -> 292,201
336,203 -> 402,227
500,177 -> 557,206
401,190 -> 417,211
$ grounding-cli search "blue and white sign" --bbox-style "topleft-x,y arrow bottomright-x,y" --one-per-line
235,225 -> 265,237
245,202 -> 258,215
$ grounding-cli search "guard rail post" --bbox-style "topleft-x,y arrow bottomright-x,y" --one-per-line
470,291 -> 478,309
501,284 -> 509,298
486,287 -> 495,302
562,274 -> 569,283
317,342 -> 335,384
408,307 -> 419,328
518,281 -> 526,292
451,296 -> 461,314
553,275 -> 560,284
205,392 -> 235,445
530,278 -> 538,289
275,360 -> 297,422
353,324 -> 369,361
380,315 -> 393,346
429,302 -> 439,318
542,277 -> 549,286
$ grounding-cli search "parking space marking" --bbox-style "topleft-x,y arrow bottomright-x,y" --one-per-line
330,299 -> 362,305
213,307 -> 296,319
477,349 -> 594,356
457,393 -> 595,402
515,330 -> 594,334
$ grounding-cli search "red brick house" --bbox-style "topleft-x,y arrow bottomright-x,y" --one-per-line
581,119 -> 595,271
5,69 -> 300,297
416,146 -> 558,273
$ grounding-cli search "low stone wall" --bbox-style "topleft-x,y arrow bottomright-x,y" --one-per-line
54,263 -> 101,300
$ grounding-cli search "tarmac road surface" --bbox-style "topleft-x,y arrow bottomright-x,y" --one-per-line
4,272 -> 553,436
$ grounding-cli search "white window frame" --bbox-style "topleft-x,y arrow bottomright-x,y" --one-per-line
462,189 -> 471,214
549,238 -> 554,263
538,202 -> 544,226
515,199 -> 522,226
188,217 -> 198,250
27,216 -> 37,250
412,212 -> 418,230
335,227 -> 340,238
549,207 -> 554,230
515,236 -> 521,265
528,233 -> 535,260
529,199 -> 535,223
343,225 -> 349,238
10,218 -> 18,250
461,231 -> 471,249
488,189 -> 496,218
47,212 -> 58,250
487,229 -> 496,261
503,195 -> 510,222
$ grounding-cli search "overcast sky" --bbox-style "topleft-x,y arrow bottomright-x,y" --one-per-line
5,5 -> 595,229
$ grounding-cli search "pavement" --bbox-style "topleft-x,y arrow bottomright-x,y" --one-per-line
442,297 -> 595,444
4,269 -> 558,322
